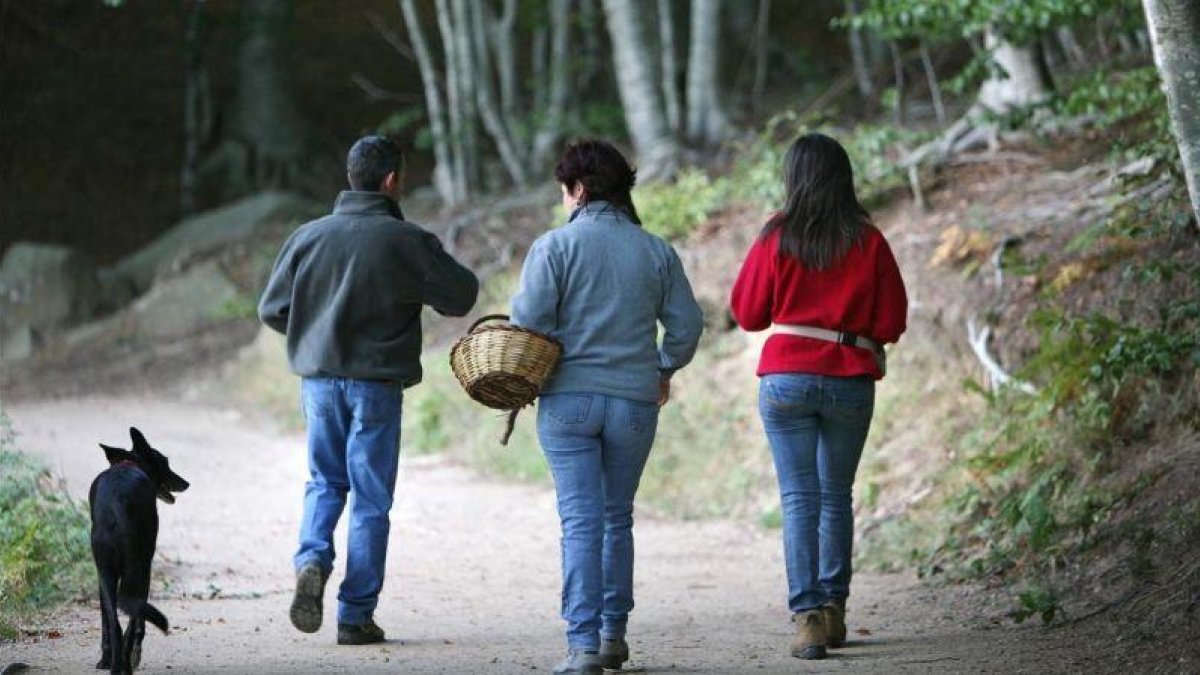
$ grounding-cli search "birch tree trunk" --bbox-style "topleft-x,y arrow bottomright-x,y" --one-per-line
532,0 -> 574,169
450,0 -> 479,190
490,0 -> 519,120
1143,0 -> 1200,227
468,0 -> 528,187
920,42 -> 946,125
656,0 -> 682,135
435,0 -> 469,200
602,0 -> 679,179
845,0 -> 874,99
975,29 -> 1053,114
399,0 -> 456,204
685,0 -> 731,147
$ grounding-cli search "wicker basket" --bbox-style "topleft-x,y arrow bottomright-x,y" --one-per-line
449,314 -> 562,444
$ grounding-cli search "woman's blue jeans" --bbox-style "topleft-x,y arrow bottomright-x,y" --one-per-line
537,393 -> 660,651
758,373 -> 874,613
295,377 -> 402,626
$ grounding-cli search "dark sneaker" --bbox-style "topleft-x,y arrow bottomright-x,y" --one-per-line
822,599 -> 847,648
337,619 -> 386,645
553,649 -> 602,674
598,638 -> 629,670
289,563 -> 328,634
790,610 -> 827,660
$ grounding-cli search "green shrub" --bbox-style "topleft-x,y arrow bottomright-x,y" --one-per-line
635,169 -> 730,241
0,411 -> 93,639
862,308 -> 1197,587
729,113 -> 932,210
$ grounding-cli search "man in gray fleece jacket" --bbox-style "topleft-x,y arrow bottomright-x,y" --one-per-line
258,136 -> 477,646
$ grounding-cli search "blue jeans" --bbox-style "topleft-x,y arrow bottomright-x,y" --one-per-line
758,373 -> 874,613
537,393 -> 660,651
295,377 -> 402,625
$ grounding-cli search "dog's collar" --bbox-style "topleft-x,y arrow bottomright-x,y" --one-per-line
115,460 -> 140,470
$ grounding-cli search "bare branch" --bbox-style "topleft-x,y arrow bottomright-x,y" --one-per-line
366,10 -> 415,61
350,72 -> 419,102
966,318 -> 1038,395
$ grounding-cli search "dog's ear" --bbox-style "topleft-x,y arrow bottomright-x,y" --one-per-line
129,427 -> 151,452
100,443 -> 135,465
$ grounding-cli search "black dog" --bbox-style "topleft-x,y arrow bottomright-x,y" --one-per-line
89,427 -> 189,674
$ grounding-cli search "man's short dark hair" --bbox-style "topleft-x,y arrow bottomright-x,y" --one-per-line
347,136 -> 401,191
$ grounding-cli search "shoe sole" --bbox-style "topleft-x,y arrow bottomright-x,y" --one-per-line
290,567 -> 325,633
792,645 -> 827,660
337,635 -> 386,646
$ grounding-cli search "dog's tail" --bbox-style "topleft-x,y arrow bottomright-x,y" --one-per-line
119,597 -> 170,634
143,603 -> 169,634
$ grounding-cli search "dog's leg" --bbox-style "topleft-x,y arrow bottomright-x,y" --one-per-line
98,571 -> 123,674
97,581 -> 112,670
121,606 -> 144,674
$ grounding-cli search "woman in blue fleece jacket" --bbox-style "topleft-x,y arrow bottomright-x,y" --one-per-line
511,139 -> 704,675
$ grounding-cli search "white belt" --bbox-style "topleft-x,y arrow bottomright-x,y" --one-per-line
769,324 -> 886,374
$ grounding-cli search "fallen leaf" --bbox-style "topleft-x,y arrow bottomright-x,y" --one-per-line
47,630 -> 63,639
854,628 -> 873,636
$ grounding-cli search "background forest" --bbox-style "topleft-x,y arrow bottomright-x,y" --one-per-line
2,0 -> 1198,671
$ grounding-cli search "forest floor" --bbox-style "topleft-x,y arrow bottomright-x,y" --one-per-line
0,391 -> 1189,674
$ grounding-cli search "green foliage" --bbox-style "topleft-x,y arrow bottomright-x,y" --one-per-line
731,112 -> 933,210
843,0 -> 1136,45
865,307 -> 1196,590
635,170 -> 730,241
0,411 -> 93,639
1011,584 -> 1066,625
217,293 -> 259,320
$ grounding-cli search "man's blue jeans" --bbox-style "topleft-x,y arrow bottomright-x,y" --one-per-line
758,373 -> 874,613
295,377 -> 402,626
537,393 -> 659,651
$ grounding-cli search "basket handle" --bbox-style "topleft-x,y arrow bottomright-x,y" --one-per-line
468,313 -> 511,333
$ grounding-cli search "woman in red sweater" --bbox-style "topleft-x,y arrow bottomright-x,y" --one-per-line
730,133 -> 907,660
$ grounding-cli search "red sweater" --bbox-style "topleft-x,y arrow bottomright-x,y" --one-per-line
730,222 -> 908,379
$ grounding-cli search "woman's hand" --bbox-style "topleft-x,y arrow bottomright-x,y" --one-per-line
658,377 -> 672,407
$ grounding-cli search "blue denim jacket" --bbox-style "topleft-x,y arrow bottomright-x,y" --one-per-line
511,201 -> 704,403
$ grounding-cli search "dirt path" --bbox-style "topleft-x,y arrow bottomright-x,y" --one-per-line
2,396 -> 1078,674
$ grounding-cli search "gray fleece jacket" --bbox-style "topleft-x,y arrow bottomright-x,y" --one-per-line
511,201 -> 704,403
258,191 -> 478,385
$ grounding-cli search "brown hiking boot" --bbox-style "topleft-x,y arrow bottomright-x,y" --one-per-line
791,609 -> 827,660
822,599 -> 847,648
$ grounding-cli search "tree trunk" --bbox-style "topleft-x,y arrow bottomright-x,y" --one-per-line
976,29 -> 1053,114
181,0 -> 212,216
399,0 -> 456,204
1055,26 -> 1086,67
751,0 -> 771,108
468,0 -> 528,187
532,0 -> 574,169
601,0 -> 679,179
450,0 -> 479,190
490,0 -> 519,120
435,0 -> 470,200
920,42 -> 946,125
227,0 -> 306,192
1143,0 -> 1200,227
656,0 -> 682,135
845,0 -> 874,99
685,0 -> 731,147
889,40 -> 906,126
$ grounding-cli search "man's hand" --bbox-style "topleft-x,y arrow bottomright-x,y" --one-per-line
658,377 -> 672,407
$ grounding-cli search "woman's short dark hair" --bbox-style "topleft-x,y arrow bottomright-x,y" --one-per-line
554,139 -> 641,225
762,132 -> 871,270
347,136 -> 401,191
